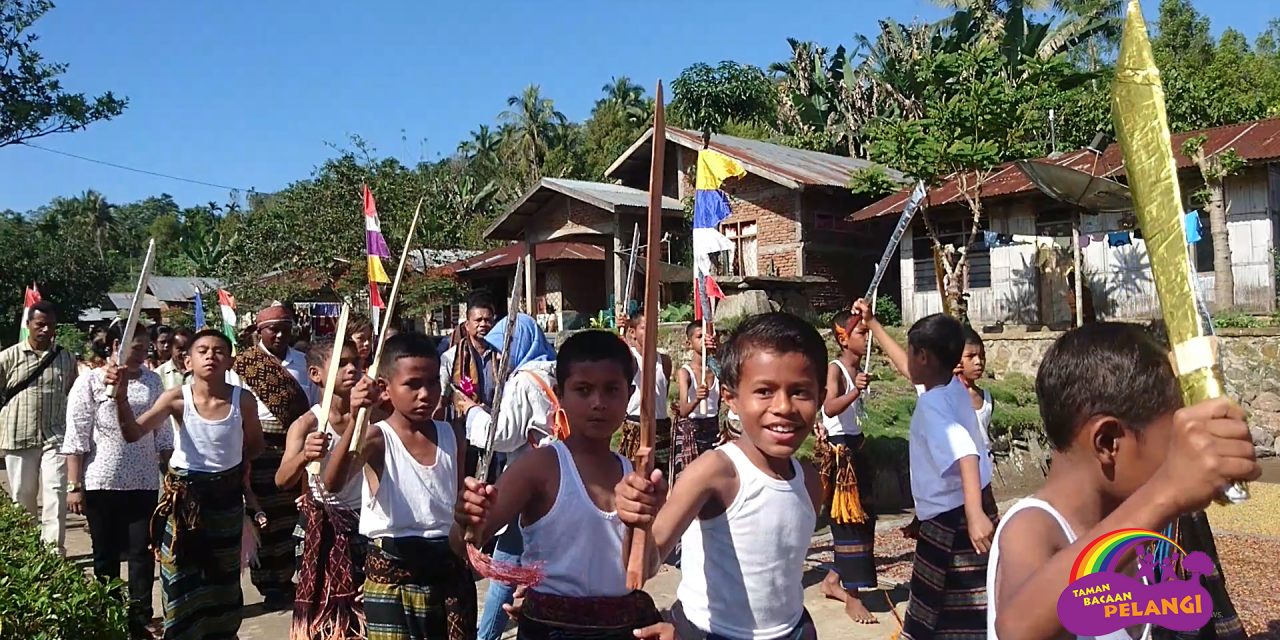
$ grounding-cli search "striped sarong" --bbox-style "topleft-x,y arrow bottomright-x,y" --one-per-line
364,537 -> 475,640
900,486 -> 998,640
1151,511 -> 1246,640
618,418 -> 673,473
249,445 -> 301,597
828,433 -> 876,590
517,589 -> 663,640
153,465 -> 245,640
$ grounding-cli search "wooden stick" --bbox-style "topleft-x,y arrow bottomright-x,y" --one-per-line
307,303 -> 351,476
107,239 -> 156,396
624,79 -> 665,591
474,257 -> 526,486
349,197 -> 424,454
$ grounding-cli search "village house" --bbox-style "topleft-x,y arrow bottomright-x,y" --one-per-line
607,127 -> 901,311
850,117 -> 1280,327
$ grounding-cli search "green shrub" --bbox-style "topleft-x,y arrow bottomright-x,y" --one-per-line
1213,311 -> 1264,329
874,297 -> 903,327
660,303 -> 693,323
0,499 -> 129,639
55,325 -> 89,358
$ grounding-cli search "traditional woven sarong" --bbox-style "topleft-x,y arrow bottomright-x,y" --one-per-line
364,537 -> 476,640
234,346 -> 310,597
518,589 -> 663,640
1150,511 -> 1246,640
617,418 -> 673,473
900,486 -> 998,640
674,415 -> 720,475
250,447 -> 301,594
153,466 -> 245,640
292,491 -> 367,640
824,433 -> 876,590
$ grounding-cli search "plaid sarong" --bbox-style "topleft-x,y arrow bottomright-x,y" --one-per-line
901,487 -> 999,640
153,466 -> 245,640
364,537 -> 475,640
518,590 -> 663,640
249,447 -> 300,596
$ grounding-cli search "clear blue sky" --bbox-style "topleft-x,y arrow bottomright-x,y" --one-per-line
0,0 -> 1272,214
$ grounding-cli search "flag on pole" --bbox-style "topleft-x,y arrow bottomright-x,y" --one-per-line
217,289 -> 237,349
19,284 -> 40,343
364,185 -> 391,309
693,276 -> 726,321
193,290 -> 207,330
692,149 -> 746,277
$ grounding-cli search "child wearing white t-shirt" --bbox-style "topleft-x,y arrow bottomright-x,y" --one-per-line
856,300 -> 996,639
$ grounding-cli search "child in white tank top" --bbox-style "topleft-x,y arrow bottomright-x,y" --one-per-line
324,333 -> 474,640
676,321 -> 722,474
617,313 -> 826,640
456,330 -> 671,640
275,337 -> 370,638
110,329 -> 265,639
987,323 -> 1256,640
956,327 -> 993,454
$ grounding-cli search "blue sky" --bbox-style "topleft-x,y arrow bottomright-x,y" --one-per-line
0,0 -> 1272,213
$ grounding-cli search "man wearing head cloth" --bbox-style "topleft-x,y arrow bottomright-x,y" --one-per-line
225,302 -> 317,610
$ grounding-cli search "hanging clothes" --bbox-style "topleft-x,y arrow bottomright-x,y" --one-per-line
1107,231 -> 1132,247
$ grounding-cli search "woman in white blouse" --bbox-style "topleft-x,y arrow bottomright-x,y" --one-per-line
62,323 -> 173,639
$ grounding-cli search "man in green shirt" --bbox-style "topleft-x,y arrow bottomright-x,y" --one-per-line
0,300 -> 77,555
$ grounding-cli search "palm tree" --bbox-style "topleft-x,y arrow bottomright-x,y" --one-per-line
78,190 -> 115,259
458,124 -> 501,163
500,85 -> 568,182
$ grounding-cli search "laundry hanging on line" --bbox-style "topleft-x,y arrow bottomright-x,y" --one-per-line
1185,210 -> 1203,244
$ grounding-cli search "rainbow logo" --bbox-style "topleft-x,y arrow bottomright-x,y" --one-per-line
1069,528 -> 1185,582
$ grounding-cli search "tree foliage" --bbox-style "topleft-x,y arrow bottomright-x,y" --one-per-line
669,61 -> 777,136
0,0 -> 127,147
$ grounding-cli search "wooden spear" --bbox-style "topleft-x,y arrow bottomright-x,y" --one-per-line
349,197 -> 423,454
623,80 -> 665,590
107,239 -> 156,397
306,302 -> 351,477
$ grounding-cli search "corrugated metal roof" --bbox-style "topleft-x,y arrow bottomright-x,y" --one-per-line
851,117 -> 1280,222
438,242 -> 605,274
484,177 -> 683,241
409,249 -> 481,272
106,292 -> 163,310
606,126 -> 904,190
147,276 -> 223,303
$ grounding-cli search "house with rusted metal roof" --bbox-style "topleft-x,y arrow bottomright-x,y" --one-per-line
850,117 -> 1280,327
606,127 -> 902,310
480,177 -> 691,329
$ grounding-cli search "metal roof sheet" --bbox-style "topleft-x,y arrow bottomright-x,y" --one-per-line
606,126 -> 904,190
146,276 -> 223,303
106,292 -> 163,310
851,117 -> 1280,222
484,177 -> 683,241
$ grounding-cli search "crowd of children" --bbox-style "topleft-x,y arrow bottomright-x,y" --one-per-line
63,280 -> 1261,640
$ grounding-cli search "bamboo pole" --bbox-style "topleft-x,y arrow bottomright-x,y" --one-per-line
307,303 -> 351,476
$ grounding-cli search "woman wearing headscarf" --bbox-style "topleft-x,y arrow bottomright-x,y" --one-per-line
453,313 -> 557,640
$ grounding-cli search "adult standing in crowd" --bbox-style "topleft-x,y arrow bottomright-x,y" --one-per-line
227,303 -> 315,610
63,323 -> 172,639
0,300 -> 77,555
155,327 -> 194,391
440,292 -> 498,476
148,324 -> 174,371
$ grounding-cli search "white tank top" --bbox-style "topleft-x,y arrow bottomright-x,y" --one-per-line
360,420 -> 457,540
820,360 -> 862,438
521,440 -> 633,597
627,347 -> 669,420
987,498 -> 1151,640
306,406 -> 363,512
681,364 -> 719,419
171,385 -> 244,473
976,389 -> 993,446
677,443 -> 815,639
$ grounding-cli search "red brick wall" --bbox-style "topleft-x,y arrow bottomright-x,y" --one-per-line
683,168 -> 801,278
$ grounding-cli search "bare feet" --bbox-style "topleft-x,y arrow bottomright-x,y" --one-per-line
820,570 -> 848,602
845,596 -> 879,624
